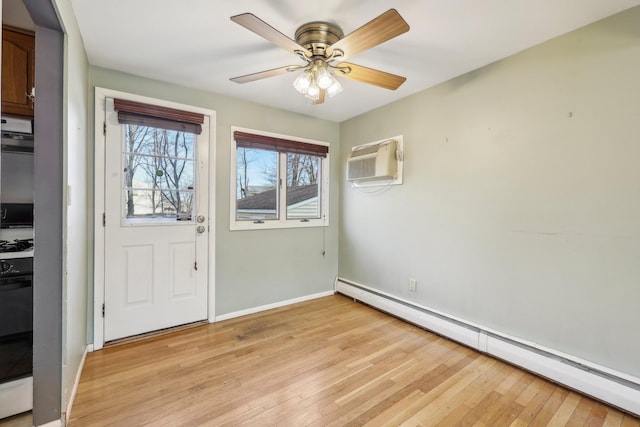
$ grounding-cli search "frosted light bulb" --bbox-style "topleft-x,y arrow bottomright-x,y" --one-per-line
305,80 -> 320,100
293,70 -> 313,94
316,65 -> 333,89
326,78 -> 343,98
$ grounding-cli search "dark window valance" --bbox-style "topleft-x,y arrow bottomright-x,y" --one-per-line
234,131 -> 329,158
114,98 -> 205,135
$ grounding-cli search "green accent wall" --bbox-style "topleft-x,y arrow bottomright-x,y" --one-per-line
339,6 -> 640,378
88,67 -> 340,323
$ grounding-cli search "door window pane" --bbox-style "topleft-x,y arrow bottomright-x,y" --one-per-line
236,147 -> 278,221
123,125 -> 196,221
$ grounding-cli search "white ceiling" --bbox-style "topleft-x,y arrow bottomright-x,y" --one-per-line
68,0 -> 640,122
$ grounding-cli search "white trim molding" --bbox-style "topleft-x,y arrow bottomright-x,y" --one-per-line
65,345 -> 89,422
215,290 -> 334,322
335,277 -> 640,417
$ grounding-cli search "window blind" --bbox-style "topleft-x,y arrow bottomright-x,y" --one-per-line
114,98 -> 205,134
234,131 -> 329,157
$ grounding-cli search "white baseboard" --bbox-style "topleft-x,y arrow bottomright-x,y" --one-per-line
215,290 -> 334,322
64,345 -> 89,422
335,277 -> 640,417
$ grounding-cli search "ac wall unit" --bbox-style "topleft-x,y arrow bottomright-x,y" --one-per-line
347,140 -> 398,182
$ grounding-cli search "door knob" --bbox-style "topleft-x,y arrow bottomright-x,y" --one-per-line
196,215 -> 205,223
196,225 -> 206,234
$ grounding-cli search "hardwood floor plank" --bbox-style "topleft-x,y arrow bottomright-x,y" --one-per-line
458,366 -> 530,426
425,361 -> 511,426
528,386 -> 570,426
67,295 -> 640,426
508,379 -> 556,426
567,397 -> 595,426
363,356 -> 490,425
603,410 -> 624,427
404,359 -> 504,425
546,392 -> 582,426
480,371 -> 536,426
622,415 -> 640,427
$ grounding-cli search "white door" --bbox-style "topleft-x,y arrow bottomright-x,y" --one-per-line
103,97 -> 209,341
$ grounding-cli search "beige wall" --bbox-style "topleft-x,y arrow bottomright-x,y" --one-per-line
88,67 -> 340,322
339,7 -> 640,377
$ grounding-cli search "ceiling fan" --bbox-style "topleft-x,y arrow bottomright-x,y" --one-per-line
229,9 -> 410,104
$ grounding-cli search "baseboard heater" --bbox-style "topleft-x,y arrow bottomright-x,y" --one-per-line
335,277 -> 640,417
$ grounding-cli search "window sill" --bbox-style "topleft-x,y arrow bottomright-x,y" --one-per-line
230,218 -> 328,231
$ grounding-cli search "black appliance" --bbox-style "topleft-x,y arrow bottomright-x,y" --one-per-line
0,203 -> 33,229
0,253 -> 33,384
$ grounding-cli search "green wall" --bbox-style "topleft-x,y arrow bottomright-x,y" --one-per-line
88,67 -> 340,321
85,3 -> 640,383
339,7 -> 640,378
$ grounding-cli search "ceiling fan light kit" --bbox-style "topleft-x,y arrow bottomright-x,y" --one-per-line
230,9 -> 410,105
293,62 -> 343,102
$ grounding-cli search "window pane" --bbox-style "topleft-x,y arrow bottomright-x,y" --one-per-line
128,155 -> 194,191
286,153 -> 321,219
123,124 -> 196,221
236,147 -> 278,221
125,189 -> 194,220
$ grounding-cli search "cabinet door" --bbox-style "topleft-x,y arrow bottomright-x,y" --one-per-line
2,26 -> 35,118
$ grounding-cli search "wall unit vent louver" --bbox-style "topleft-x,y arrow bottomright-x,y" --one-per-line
347,140 -> 398,182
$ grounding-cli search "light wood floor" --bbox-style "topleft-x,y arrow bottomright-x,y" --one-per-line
68,295 -> 640,426
0,412 -> 31,427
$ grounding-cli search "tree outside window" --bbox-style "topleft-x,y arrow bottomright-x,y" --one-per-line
124,124 -> 195,220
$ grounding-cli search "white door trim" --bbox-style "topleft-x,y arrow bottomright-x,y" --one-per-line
93,87 -> 216,350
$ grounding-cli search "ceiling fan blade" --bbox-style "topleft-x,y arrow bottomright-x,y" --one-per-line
231,13 -> 311,57
327,9 -> 409,60
312,89 -> 326,105
230,65 -> 301,84
335,62 -> 406,90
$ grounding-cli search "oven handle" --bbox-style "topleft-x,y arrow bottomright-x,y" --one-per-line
0,277 -> 32,291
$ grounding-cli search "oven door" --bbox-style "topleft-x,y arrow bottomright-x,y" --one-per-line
0,274 -> 32,337
0,265 -> 32,385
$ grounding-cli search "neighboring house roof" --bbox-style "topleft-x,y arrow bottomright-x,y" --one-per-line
237,184 -> 318,210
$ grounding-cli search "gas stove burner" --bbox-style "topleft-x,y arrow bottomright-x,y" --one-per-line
0,238 -> 34,253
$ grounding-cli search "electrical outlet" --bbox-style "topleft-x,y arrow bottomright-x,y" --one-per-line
409,278 -> 417,292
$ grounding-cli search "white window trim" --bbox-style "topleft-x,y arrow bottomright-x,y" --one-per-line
230,126 -> 330,231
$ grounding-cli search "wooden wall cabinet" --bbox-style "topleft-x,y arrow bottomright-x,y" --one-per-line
2,25 -> 35,118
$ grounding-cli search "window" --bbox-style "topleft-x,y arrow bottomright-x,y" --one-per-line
230,128 -> 329,230
114,98 -> 204,224
123,126 -> 196,221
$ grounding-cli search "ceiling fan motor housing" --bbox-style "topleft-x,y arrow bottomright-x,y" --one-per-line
295,22 -> 344,58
